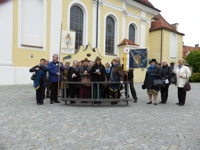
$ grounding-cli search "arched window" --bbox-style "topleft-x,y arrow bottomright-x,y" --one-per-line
70,5 -> 83,49
170,33 -> 178,59
129,24 -> 135,43
105,16 -> 115,54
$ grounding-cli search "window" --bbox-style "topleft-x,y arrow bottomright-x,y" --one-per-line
170,33 -> 178,59
129,24 -> 135,43
70,5 -> 84,50
105,16 -> 115,54
170,62 -> 176,70
20,0 -> 45,48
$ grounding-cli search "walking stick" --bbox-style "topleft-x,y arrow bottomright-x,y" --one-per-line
57,21 -> 62,98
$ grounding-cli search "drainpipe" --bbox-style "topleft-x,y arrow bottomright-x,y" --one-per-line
160,29 -> 163,64
96,0 -> 99,48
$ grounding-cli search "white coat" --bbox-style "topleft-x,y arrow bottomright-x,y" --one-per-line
175,65 -> 191,88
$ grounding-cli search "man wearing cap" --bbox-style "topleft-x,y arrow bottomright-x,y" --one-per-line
90,56 -> 106,100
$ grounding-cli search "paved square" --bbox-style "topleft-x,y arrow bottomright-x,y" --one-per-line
0,83 -> 200,150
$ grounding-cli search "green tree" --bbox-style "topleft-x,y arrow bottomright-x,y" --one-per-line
185,49 -> 200,72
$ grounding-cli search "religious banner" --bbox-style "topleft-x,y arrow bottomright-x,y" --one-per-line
129,49 -> 147,69
61,30 -> 76,54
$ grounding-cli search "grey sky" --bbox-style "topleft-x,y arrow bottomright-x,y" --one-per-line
149,0 -> 200,47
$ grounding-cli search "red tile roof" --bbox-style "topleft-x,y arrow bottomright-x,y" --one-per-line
134,0 -> 160,12
118,38 -> 139,46
150,13 -> 184,35
183,45 -> 200,58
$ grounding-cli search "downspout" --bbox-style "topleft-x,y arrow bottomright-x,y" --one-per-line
160,29 -> 163,64
96,0 -> 99,48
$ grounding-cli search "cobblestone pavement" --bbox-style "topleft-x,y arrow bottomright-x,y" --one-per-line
0,83 -> 200,150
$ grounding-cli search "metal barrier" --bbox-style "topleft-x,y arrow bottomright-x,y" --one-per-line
61,81 -> 131,106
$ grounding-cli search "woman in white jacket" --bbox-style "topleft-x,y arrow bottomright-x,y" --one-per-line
175,59 -> 191,106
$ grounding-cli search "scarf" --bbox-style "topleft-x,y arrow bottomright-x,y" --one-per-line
148,65 -> 156,81
33,69 -> 43,90
106,68 -> 111,74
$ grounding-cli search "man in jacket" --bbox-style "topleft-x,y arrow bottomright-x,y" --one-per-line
48,54 -> 64,104
90,56 -> 105,100
122,58 -> 138,103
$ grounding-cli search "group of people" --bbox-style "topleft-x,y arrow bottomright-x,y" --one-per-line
29,54 -> 191,106
29,54 -> 138,105
143,58 -> 191,106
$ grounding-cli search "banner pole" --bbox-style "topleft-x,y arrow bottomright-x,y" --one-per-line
58,21 -> 62,98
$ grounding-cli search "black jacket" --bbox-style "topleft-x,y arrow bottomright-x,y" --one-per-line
67,66 -> 80,82
161,65 -> 173,84
90,63 -> 105,82
144,66 -> 161,89
29,65 -> 48,86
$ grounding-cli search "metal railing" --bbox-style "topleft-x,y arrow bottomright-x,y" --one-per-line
62,81 -> 131,106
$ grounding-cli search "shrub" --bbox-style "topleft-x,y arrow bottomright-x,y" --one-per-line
190,73 -> 200,82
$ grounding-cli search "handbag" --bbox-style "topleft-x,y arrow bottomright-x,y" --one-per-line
153,79 -> 165,88
170,73 -> 177,85
184,74 -> 191,92
31,73 -> 36,81
80,77 -> 91,87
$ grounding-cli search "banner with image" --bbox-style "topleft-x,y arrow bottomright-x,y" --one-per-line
129,49 -> 147,69
61,30 -> 76,54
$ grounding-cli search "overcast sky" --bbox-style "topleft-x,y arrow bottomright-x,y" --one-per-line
149,0 -> 200,47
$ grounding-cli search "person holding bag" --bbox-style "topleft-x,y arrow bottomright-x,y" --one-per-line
143,59 -> 161,105
175,59 -> 191,106
159,59 -> 173,104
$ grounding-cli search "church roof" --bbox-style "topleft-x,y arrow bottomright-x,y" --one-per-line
118,38 -> 139,46
133,0 -> 160,12
183,45 -> 200,58
150,13 -> 185,35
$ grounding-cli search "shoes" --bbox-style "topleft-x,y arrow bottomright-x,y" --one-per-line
176,103 -> 180,105
111,102 -> 118,105
37,103 -> 43,105
70,101 -> 76,104
54,100 -> 60,103
154,103 -> 157,105
179,103 -> 184,106
159,101 -> 164,104
134,98 -> 138,103
163,101 -> 167,104
147,101 -> 152,104
50,101 -> 53,104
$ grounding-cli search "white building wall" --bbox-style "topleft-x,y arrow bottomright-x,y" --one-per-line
0,1 -> 15,85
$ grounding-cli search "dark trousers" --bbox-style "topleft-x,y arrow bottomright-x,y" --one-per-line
93,84 -> 102,99
69,84 -> 78,98
62,88 -> 69,98
36,86 -> 45,103
50,82 -> 58,102
125,79 -> 138,100
161,84 -> 169,102
178,87 -> 186,105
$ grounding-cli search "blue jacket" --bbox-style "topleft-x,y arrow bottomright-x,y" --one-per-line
48,61 -> 64,82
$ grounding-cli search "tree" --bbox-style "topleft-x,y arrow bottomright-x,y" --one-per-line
185,49 -> 200,72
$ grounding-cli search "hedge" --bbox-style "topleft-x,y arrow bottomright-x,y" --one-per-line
190,73 -> 200,82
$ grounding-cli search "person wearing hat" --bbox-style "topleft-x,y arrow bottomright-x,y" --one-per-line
109,57 -> 124,104
90,56 -> 106,100
143,58 -> 161,105
79,58 -> 91,100
62,61 -> 71,98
